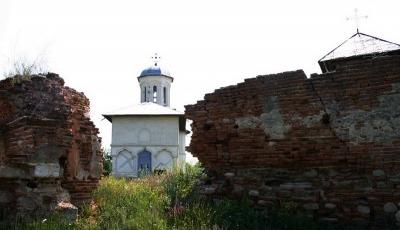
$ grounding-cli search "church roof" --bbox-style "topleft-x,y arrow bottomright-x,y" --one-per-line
319,32 -> 400,62
139,65 -> 172,79
102,102 -> 183,122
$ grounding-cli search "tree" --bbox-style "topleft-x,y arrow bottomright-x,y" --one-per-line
102,149 -> 112,176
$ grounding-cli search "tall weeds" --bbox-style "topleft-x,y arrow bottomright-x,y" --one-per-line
4,164 -> 372,230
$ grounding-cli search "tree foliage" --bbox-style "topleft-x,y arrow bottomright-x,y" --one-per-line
102,149 -> 112,176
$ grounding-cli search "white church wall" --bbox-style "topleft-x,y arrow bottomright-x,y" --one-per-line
110,116 -> 183,177
111,145 -> 179,177
179,131 -> 186,155
111,116 -> 179,146
178,131 -> 186,164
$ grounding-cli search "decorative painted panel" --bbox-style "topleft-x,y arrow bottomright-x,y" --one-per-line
155,150 -> 173,170
116,150 -> 135,173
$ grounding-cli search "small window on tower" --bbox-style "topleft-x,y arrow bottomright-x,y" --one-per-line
144,87 -> 147,102
163,87 -> 167,104
153,86 -> 157,102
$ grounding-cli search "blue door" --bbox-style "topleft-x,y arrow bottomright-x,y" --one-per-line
138,150 -> 152,176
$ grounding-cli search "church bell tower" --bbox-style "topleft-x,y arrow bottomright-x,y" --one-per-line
138,54 -> 173,107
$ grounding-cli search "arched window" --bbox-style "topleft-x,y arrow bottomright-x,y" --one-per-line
153,86 -> 157,102
163,87 -> 167,104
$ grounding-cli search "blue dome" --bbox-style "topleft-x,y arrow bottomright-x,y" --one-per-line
139,65 -> 171,78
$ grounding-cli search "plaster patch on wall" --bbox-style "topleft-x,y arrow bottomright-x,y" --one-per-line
89,135 -> 102,179
301,112 -> 324,127
260,96 -> 290,139
291,111 -> 325,128
33,163 -> 60,178
330,83 -> 400,144
391,83 -> 400,93
235,116 -> 260,129
76,165 -> 90,180
235,96 -> 290,139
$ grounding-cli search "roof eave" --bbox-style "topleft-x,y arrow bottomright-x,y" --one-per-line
137,75 -> 174,82
102,115 -> 112,123
319,32 -> 400,62
318,49 -> 400,63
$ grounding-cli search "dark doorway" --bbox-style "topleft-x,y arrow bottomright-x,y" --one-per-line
138,150 -> 152,176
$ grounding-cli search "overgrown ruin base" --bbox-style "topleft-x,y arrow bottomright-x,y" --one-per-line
0,73 -> 102,219
186,52 -> 400,225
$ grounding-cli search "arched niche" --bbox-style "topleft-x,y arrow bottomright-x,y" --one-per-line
138,128 -> 151,144
154,150 -> 174,170
115,149 -> 135,174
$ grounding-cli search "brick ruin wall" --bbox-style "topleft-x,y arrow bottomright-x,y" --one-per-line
185,53 -> 400,224
0,73 -> 102,219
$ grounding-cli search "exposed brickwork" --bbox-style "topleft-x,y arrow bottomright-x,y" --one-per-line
0,73 -> 102,219
185,52 -> 400,224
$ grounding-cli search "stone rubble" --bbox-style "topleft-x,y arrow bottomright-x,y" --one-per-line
0,73 -> 102,219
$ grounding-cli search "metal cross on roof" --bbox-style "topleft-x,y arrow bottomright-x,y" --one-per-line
346,8 -> 368,33
152,53 -> 161,66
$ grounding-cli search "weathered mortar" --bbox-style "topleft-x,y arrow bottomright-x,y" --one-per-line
235,96 -> 291,140
185,52 -> 400,224
327,83 -> 400,144
0,73 -> 102,219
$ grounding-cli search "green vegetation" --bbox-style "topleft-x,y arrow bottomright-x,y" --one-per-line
3,164 -> 371,229
102,149 -> 112,176
2,56 -> 48,86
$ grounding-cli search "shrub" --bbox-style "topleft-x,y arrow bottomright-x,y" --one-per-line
101,149 -> 112,176
161,163 -> 203,206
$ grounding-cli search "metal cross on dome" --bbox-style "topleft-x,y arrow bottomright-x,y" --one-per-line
346,8 -> 368,33
152,53 -> 161,66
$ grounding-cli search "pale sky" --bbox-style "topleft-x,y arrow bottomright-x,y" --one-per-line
0,0 -> 399,162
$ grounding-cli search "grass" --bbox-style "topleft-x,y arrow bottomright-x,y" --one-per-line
3,57 -> 47,80
1,164 -> 380,230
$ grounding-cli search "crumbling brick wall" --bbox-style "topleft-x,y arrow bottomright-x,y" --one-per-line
185,53 -> 400,224
0,73 -> 102,219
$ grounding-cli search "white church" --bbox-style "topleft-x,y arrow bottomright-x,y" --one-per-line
103,56 -> 187,177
